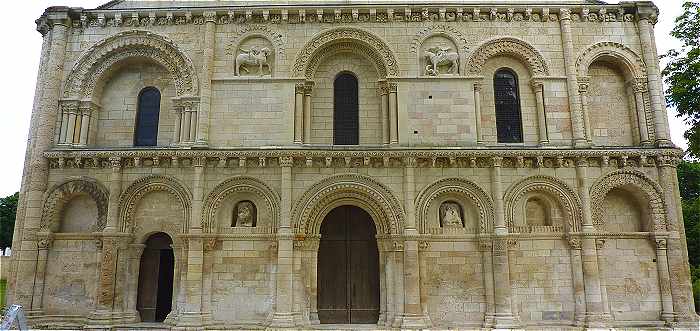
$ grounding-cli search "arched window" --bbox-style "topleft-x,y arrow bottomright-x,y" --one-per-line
334,73 -> 359,145
134,87 -> 161,146
494,69 -> 523,143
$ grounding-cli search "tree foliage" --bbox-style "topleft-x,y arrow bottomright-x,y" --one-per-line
663,1 -> 700,158
0,192 -> 18,250
677,162 -> 700,311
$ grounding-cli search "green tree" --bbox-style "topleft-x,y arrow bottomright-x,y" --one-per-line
663,1 -> 700,158
677,162 -> 700,311
0,192 -> 18,250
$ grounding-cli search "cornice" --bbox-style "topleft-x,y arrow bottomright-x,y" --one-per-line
55,2 -> 652,31
43,147 -> 683,170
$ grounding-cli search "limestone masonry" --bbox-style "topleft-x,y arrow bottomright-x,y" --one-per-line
6,0 -> 699,329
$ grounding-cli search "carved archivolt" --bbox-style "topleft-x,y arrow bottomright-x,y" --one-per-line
118,175 -> 191,233
589,170 -> 667,232
292,27 -> 399,78
575,41 -> 646,80
503,176 -> 583,233
201,176 -> 280,233
40,177 -> 109,232
414,177 -> 495,234
291,174 -> 404,235
466,37 -> 550,76
63,30 -> 198,100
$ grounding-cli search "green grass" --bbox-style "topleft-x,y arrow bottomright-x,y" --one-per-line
0,278 -> 6,310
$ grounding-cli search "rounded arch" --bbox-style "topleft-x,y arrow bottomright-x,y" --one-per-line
118,175 -> 192,234
575,41 -> 647,80
40,177 -> 109,232
291,174 -> 404,236
504,176 -> 583,233
201,176 -> 280,233
63,30 -> 199,101
292,27 -> 399,79
414,177 -> 495,234
590,170 -> 667,232
466,37 -> 550,77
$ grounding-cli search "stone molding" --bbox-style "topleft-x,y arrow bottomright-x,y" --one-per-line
292,27 -> 399,78
62,4 -> 648,31
40,177 -> 109,232
43,148 -> 682,170
201,176 -> 280,233
62,30 -> 198,100
465,36 -> 550,77
291,173 -> 405,235
503,175 -> 583,233
575,41 -> 647,80
414,177 -> 495,234
589,169 -> 667,232
117,175 -> 192,234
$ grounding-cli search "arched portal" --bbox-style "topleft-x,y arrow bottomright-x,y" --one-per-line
318,205 -> 380,324
137,232 -> 175,323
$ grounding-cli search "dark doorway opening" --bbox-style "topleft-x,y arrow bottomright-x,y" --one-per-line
137,232 -> 174,323
318,205 -> 380,324
333,73 -> 359,145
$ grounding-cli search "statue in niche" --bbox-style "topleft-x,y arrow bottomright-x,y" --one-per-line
424,45 -> 459,76
235,46 -> 272,76
439,201 -> 463,227
232,200 -> 256,227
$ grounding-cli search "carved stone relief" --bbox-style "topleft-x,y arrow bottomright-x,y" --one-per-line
422,35 -> 460,76
439,201 -> 463,227
232,200 -> 256,227
232,38 -> 274,76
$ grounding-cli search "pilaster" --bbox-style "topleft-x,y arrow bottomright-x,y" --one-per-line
194,11 -> 216,147
559,8 -> 588,147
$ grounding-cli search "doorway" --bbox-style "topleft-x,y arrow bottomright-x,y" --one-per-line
318,205 -> 380,324
136,232 -> 175,322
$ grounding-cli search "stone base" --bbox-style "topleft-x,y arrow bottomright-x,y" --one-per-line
492,312 -> 520,329
173,311 -> 213,329
398,313 -> 431,329
584,312 -> 613,329
85,309 -> 139,328
268,312 -> 296,328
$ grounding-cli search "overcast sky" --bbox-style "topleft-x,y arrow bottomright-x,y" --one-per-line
0,0 -> 687,197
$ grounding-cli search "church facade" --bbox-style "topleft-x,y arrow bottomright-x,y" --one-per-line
7,0 -> 699,329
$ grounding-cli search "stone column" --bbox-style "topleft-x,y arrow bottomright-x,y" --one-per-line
58,101 -> 75,145
559,8 -> 588,147
388,82 -> 399,145
594,239 -> 611,319
637,4 -> 672,147
379,81 -> 390,145
182,107 -> 192,143
125,243 -> 145,321
631,80 -> 651,145
567,236 -> 586,325
65,106 -> 78,144
30,234 -> 52,312
173,109 -> 182,145
530,79 -> 549,145
474,81 -> 483,144
479,238 -> 495,327
303,82 -> 313,143
657,155 -> 697,323
305,238 -> 320,324
575,158 -> 611,326
489,157 -> 518,327
653,238 -> 675,324
15,9 -> 69,310
294,83 -> 304,144
271,156 -> 295,327
194,11 -> 216,147
90,236 -> 122,323
78,108 -> 91,146
400,157 -> 430,328
391,240 -> 405,328
200,238 -> 217,324
577,78 -> 593,143
179,157 -> 207,326
383,240 -> 396,326
105,157 -> 122,232
378,240 -> 388,326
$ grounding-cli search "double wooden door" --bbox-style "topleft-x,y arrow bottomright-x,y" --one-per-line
318,206 -> 380,324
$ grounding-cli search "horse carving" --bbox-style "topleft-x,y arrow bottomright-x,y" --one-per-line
424,46 -> 459,76
235,46 -> 272,76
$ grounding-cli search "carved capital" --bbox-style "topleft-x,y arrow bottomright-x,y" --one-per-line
418,241 -> 430,251
37,234 -> 53,250
595,239 -> 606,250
378,81 -> 390,95
203,11 -> 217,23
295,83 -> 305,94
303,81 -> 315,95
473,81 -> 483,92
279,156 -> 293,167
404,157 -> 417,168
530,79 -> 544,91
632,80 -> 648,94
388,82 -> 398,93
559,8 -> 572,21
655,238 -> 667,250
492,156 -> 503,167
575,157 -> 588,168
566,235 -> 582,250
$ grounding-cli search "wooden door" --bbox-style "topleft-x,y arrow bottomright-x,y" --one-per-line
318,206 -> 379,324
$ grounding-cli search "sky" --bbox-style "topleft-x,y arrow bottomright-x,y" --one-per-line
0,0 -> 688,197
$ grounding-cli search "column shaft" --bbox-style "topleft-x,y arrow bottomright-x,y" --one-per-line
196,12 -> 216,146
183,110 -> 192,142
569,242 -> 586,324
380,88 -> 389,145
66,111 -> 77,145
638,17 -> 672,145
79,112 -> 90,145
532,81 -> 548,144
272,157 -> 295,327
654,239 -> 675,323
389,83 -> 398,145
59,110 -> 69,144
633,86 -> 650,144
173,110 -> 182,144
294,84 -> 304,144
105,157 -> 122,232
303,84 -> 313,143
474,82 -> 483,144
559,9 -> 587,146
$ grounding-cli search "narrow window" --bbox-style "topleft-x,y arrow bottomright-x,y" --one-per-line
494,69 -> 523,143
134,87 -> 161,146
334,73 -> 359,145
